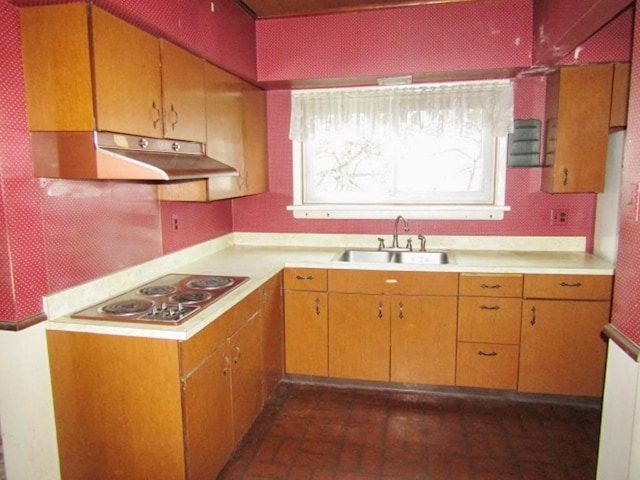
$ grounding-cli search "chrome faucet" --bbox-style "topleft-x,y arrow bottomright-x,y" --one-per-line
391,215 -> 410,249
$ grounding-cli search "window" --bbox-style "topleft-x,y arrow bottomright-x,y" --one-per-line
287,80 -> 514,220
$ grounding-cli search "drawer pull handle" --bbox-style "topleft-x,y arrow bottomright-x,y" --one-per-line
315,297 -> 321,316
478,351 -> 497,357
398,301 -> 404,319
563,167 -> 569,186
530,306 -> 536,326
560,282 -> 582,288
480,284 -> 501,289
385,279 -> 398,284
480,305 -> 500,311
377,301 -> 384,319
296,275 -> 314,281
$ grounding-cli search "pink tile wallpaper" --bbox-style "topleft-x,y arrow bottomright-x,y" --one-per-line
256,0 -> 533,83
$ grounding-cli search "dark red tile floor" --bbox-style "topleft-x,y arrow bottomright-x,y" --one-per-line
218,382 -> 601,480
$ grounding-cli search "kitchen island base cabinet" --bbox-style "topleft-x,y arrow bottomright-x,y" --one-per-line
47,332 -> 186,480
47,277 -> 284,480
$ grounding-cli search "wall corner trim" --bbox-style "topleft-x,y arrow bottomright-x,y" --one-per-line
603,324 -> 640,363
0,312 -> 48,332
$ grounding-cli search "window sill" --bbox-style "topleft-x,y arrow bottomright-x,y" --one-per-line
287,204 -> 511,220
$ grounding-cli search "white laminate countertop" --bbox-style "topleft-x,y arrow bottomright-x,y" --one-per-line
44,234 -> 614,341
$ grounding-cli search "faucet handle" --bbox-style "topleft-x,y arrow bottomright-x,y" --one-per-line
406,238 -> 413,251
417,234 -> 426,252
377,237 -> 385,250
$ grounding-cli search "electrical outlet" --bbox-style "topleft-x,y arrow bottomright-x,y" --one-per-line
172,214 -> 179,231
550,209 -> 569,226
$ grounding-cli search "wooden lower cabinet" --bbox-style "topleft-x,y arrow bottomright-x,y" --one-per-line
47,279 -> 284,480
183,345 -> 233,480
229,312 -> 264,442
519,299 -> 609,396
329,293 -> 391,381
284,290 -> 329,376
261,273 -> 284,398
47,333 -> 186,480
390,295 -> 457,385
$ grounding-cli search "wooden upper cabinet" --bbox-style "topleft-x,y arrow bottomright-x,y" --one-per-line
241,83 -> 269,196
610,63 -> 630,128
20,4 -> 205,142
542,64 -> 614,193
91,7 -> 163,138
160,39 -> 206,142
20,3 -> 96,131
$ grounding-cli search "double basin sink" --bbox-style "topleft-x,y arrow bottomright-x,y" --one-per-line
334,249 -> 450,265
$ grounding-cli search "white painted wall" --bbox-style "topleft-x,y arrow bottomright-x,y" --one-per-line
597,340 -> 640,479
0,324 -> 60,480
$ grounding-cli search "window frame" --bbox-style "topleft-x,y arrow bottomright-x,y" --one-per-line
287,84 -> 512,220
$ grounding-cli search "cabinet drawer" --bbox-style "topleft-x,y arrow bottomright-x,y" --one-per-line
456,343 -> 519,390
523,274 -> 612,300
328,270 -> 458,296
284,268 -> 327,291
457,297 -> 522,344
459,273 -> 523,297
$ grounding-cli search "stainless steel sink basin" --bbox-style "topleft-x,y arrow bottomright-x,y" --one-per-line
334,249 -> 395,263
394,251 -> 449,265
333,249 -> 449,264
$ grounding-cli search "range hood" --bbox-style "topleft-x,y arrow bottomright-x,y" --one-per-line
30,131 -> 239,181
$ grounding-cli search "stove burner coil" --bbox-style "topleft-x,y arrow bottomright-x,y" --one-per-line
187,276 -> 234,290
171,291 -> 212,304
100,299 -> 153,316
139,285 -> 177,297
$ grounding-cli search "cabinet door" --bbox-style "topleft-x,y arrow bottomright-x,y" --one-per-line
390,295 -> 457,385
329,293 -> 390,381
261,273 -> 284,398
160,39 -> 206,142
241,81 -> 268,195
542,64 -> 614,193
519,299 -> 609,396
203,62 -> 246,200
92,6 -> 163,138
183,346 -> 233,480
284,290 -> 328,376
230,313 -> 264,443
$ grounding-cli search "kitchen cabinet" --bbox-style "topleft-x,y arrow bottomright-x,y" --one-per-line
47,279 -> 280,480
182,345 -> 233,480
261,272 -> 284,399
283,268 -> 329,376
20,3 -> 205,142
456,274 -> 523,390
390,294 -> 457,385
327,270 -> 458,384
518,274 -> 612,396
157,65 -> 268,202
542,64 -> 615,193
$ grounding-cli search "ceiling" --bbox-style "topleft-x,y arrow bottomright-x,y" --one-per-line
234,0 -> 480,19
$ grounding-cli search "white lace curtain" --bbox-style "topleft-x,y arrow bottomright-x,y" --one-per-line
289,80 -> 514,142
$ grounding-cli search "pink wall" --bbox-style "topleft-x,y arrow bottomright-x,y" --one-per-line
534,0 -> 633,64
234,4 -> 633,250
256,0 -> 533,84
0,0 -> 253,322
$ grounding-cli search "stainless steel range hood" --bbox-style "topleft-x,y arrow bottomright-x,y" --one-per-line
30,131 -> 239,181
